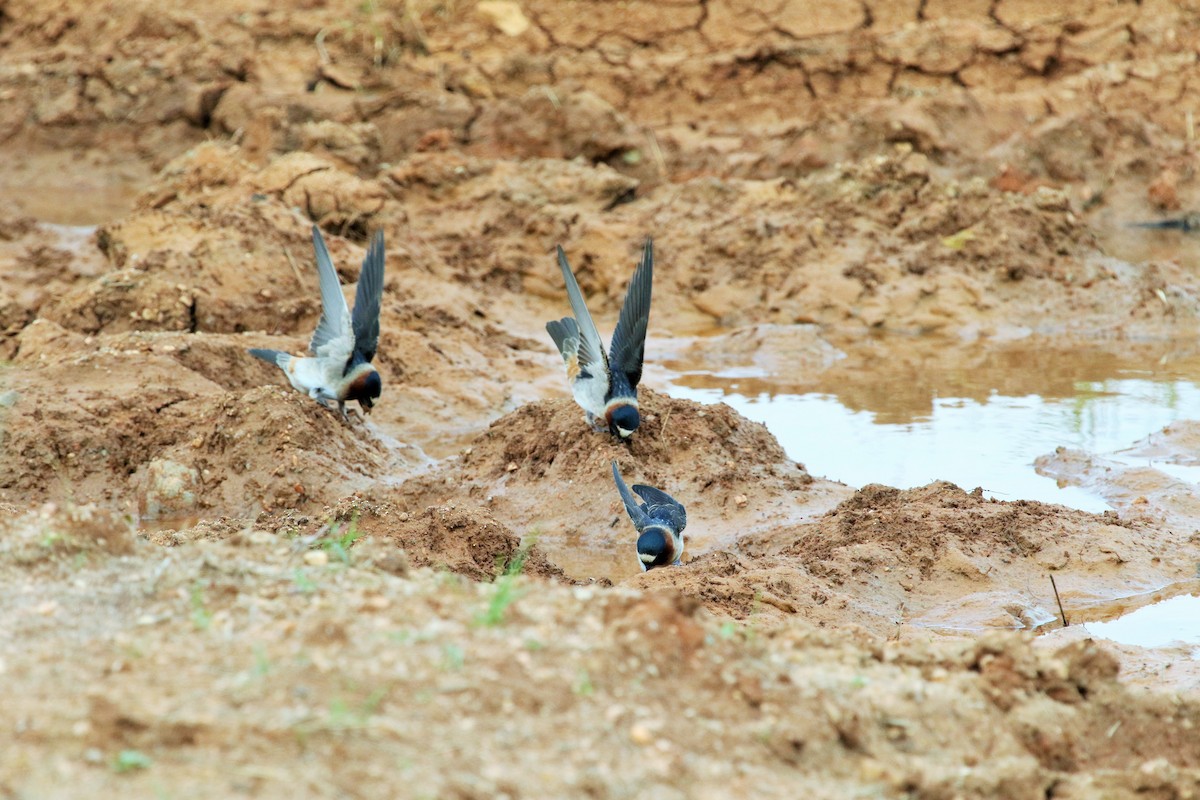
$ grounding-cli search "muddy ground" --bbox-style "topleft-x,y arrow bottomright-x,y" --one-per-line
3,0 -> 1200,796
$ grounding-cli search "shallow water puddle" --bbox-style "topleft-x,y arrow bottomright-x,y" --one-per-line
661,335 -> 1200,513
1083,588 -> 1200,655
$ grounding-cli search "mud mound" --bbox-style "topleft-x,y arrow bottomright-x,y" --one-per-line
548,148 -> 1175,338
90,142 -> 635,324
363,143 -> 1192,340
409,386 -> 812,513
19,144 -> 555,459
44,138 -> 1200,356
249,496 -> 565,582
358,502 -> 564,582
37,145 -> 395,337
0,221 -> 110,348
0,344 -> 393,513
384,151 -> 639,291
628,481 -> 1193,638
40,210 -> 303,336
788,482 -> 1069,577
628,550 -> 845,621
462,386 -> 804,490
395,387 -> 851,582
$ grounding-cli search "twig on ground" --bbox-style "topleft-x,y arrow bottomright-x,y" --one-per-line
1050,574 -> 1069,627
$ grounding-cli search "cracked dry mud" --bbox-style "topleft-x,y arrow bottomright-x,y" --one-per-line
3,1 -> 1200,798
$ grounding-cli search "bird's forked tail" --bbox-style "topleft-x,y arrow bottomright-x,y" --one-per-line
248,348 -> 292,369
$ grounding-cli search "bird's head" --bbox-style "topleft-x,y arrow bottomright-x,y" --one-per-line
350,370 -> 382,413
607,403 -> 640,439
636,526 -> 675,571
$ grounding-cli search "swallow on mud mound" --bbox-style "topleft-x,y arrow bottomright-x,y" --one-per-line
1129,214 -> 1200,232
249,225 -> 385,421
546,239 -> 653,439
611,461 -> 687,571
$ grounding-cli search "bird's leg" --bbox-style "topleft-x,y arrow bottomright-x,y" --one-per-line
337,400 -> 350,423
585,411 -> 606,433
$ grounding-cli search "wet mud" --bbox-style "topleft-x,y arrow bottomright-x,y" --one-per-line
3,0 -> 1200,796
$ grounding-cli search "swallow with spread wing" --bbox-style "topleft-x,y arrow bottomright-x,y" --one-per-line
611,461 -> 687,571
546,239 -> 652,438
249,225 -> 385,421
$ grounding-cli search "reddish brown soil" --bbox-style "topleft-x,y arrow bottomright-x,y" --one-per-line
3,0 -> 1200,796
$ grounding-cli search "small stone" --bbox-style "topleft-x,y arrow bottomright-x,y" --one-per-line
477,0 -> 530,36
629,723 -> 654,746
304,550 -> 329,566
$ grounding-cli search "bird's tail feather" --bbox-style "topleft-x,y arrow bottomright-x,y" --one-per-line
248,348 -> 291,368
545,317 -> 580,357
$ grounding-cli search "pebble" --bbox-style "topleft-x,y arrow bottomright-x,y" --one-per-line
629,722 -> 654,745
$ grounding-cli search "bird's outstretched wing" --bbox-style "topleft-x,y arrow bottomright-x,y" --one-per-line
611,461 -> 649,531
632,483 -> 686,533
556,246 -> 608,379
608,238 -> 653,391
351,229 -> 386,364
308,226 -> 355,369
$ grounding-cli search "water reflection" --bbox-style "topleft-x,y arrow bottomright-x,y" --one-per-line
1094,205 -> 1200,267
663,332 -> 1200,511
1085,592 -> 1200,653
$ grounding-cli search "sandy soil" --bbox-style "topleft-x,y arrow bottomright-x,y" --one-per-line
3,0 -> 1200,796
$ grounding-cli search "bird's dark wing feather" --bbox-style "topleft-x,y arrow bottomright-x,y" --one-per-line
351,229 -> 386,363
555,246 -> 607,376
612,461 -> 649,531
608,238 -> 653,391
631,483 -> 686,533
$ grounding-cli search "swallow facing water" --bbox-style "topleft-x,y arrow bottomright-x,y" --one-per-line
1129,214 -> 1200,232
546,240 -> 652,438
611,461 -> 686,571
249,226 -> 385,421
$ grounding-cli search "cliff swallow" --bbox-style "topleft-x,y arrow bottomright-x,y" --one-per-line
546,239 -> 652,438
249,225 -> 385,421
611,461 -> 687,571
1129,214 -> 1200,232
